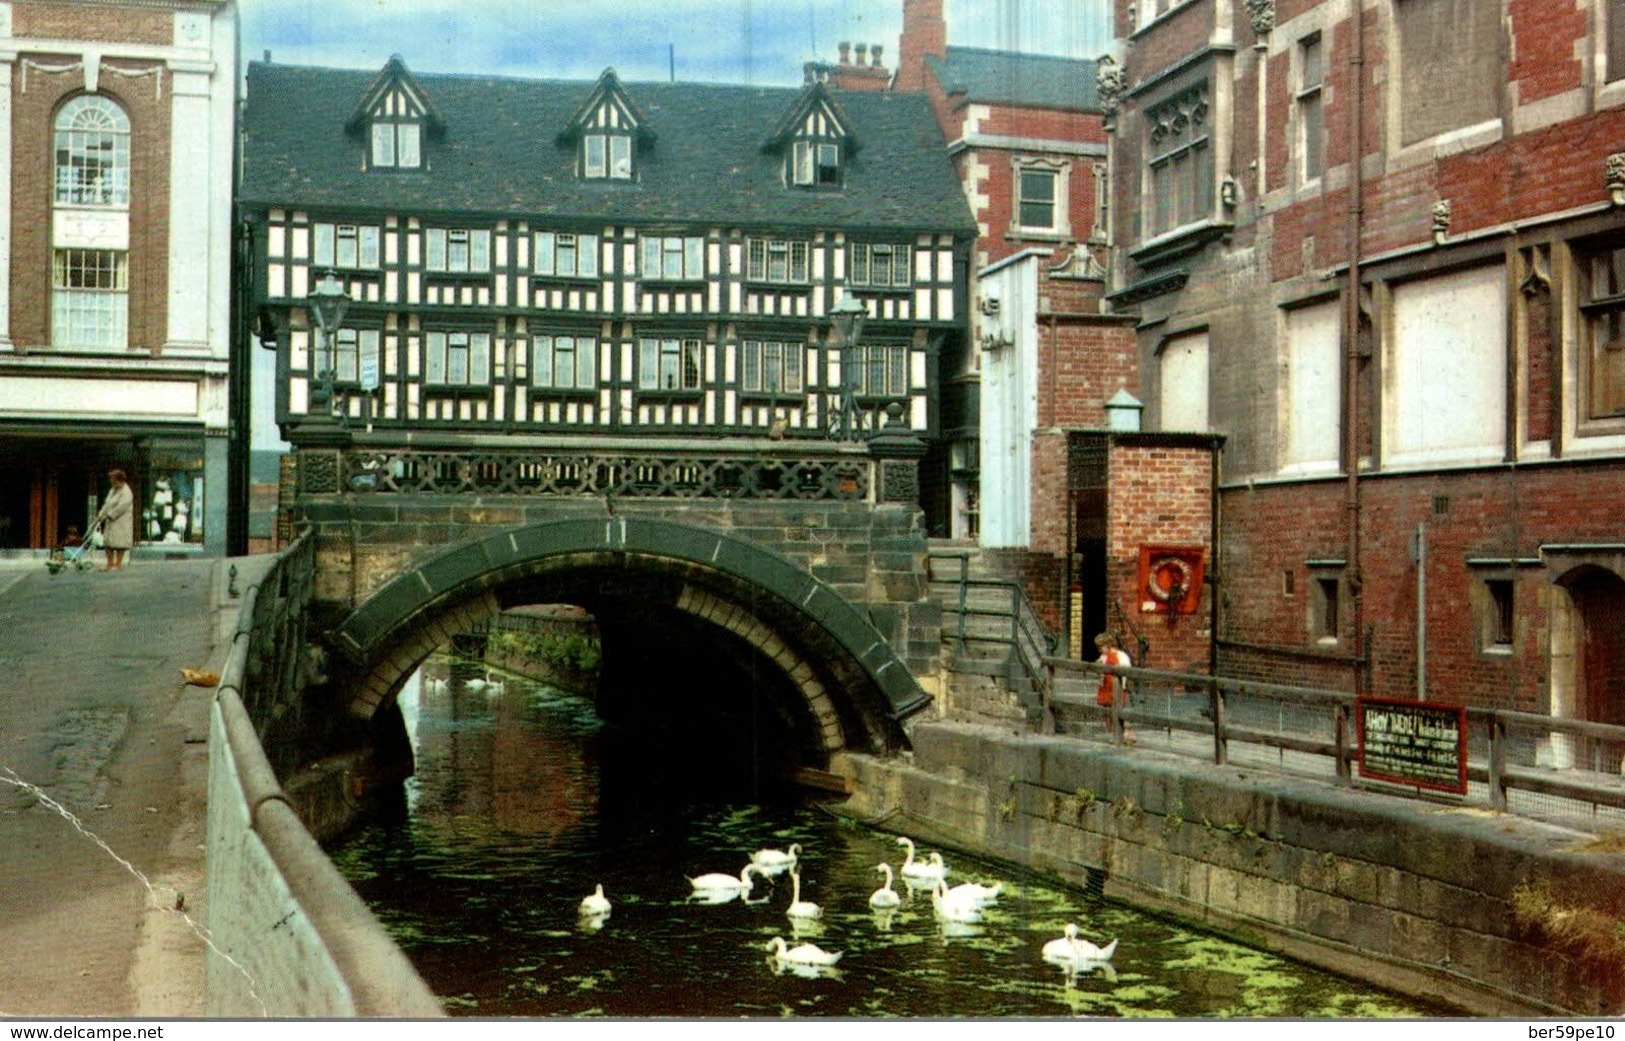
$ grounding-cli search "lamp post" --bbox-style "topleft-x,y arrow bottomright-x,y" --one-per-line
307,270 -> 350,426
829,288 -> 867,441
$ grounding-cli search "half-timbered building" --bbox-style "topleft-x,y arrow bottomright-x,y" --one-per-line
240,56 -> 975,524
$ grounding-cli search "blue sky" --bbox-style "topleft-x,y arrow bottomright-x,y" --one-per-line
240,0 -> 1113,85
244,0 -> 1112,449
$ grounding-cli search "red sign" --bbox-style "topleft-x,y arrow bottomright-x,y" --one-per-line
1356,696 -> 1468,795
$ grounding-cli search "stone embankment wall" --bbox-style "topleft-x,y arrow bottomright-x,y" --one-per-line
484,607 -> 600,692
832,721 -> 1625,1017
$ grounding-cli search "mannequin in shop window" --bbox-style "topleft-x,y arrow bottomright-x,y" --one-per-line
91,469 -> 134,571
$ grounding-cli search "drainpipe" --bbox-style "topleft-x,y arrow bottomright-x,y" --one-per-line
1414,522 -> 1426,700
1343,0 -> 1367,698
1208,438 -> 1222,681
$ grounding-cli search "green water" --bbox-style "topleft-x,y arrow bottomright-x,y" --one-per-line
327,668 -> 1451,1018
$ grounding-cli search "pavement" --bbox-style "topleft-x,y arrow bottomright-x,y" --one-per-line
0,554 -> 257,1018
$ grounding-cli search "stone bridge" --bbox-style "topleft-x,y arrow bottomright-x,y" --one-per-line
276,435 -> 942,788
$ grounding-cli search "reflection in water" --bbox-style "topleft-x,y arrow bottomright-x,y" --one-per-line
328,662 -> 1451,1018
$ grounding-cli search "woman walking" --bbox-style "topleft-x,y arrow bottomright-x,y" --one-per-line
91,469 -> 134,571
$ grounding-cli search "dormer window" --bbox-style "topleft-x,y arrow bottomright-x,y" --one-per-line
585,132 -> 632,179
793,140 -> 841,187
372,119 -> 421,169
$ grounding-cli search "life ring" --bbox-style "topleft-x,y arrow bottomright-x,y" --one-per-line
1148,556 -> 1193,602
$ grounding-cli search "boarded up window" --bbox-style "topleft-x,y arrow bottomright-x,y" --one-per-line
1387,265 -> 1507,466
1283,300 -> 1341,473
1158,331 -> 1209,432
1397,0 -> 1501,145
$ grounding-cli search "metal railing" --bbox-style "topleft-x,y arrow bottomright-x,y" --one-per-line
1040,657 -> 1625,830
932,548 -> 1055,700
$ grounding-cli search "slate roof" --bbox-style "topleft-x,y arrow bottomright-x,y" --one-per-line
926,46 -> 1100,112
241,61 -> 976,237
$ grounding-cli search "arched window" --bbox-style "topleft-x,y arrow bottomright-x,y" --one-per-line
54,95 -> 130,206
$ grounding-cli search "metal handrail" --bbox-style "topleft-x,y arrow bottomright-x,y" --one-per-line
930,547 -> 1056,704
1041,656 -> 1625,819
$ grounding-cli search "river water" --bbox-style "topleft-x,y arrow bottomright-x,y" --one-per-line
327,663 -> 1450,1018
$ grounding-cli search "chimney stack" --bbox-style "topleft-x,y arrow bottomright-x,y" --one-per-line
871,44 -> 884,67
839,41 -> 851,65
855,43 -> 868,67
897,0 -> 946,92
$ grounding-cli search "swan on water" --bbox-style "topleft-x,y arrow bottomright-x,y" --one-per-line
751,842 -> 801,874
868,863 -> 902,909
895,837 -> 949,882
931,877 -> 983,923
578,883 -> 611,916
688,864 -> 761,895
764,936 -> 843,966
1043,923 -> 1119,965
786,865 -> 822,920
944,879 -> 1003,907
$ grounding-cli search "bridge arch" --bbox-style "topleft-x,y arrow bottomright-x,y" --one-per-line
327,516 -> 931,757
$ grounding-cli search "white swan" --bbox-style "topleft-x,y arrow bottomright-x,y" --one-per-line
896,837 -> 949,882
868,863 -> 902,909
931,877 -> 983,923
786,865 -> 822,920
765,936 -> 842,966
1072,935 -> 1119,963
944,879 -> 1003,907
1043,923 -> 1119,965
688,864 -> 760,895
751,842 -> 801,874
578,883 -> 611,916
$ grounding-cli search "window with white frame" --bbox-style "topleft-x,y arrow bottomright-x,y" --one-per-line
425,228 -> 491,274
51,249 -> 127,349
54,95 -> 130,206
850,243 -> 912,288
319,327 -> 381,384
1137,0 -> 1193,30
1015,165 -> 1060,233
638,336 -> 702,391
1387,265 -> 1506,466
371,119 -> 422,169
1297,34 -> 1325,183
792,140 -> 842,187
1283,300 -> 1341,472
746,238 -> 810,284
741,339 -> 804,394
584,132 -> 632,179
424,330 -> 491,385
1581,241 -> 1625,422
1145,83 -> 1213,237
850,344 -> 909,397
532,333 -> 597,390
1158,330 -> 1209,431
534,231 -> 599,278
313,223 -> 382,270
640,235 -> 705,281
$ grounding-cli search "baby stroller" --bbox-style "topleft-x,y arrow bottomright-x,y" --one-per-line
46,529 -> 96,575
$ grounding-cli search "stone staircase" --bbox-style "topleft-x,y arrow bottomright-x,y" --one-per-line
925,539 -> 1056,725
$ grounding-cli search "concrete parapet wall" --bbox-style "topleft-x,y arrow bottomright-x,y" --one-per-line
833,722 -> 1625,1017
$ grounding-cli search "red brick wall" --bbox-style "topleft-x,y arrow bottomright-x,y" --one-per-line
1220,462 -> 1625,711
897,0 -> 946,93
14,2 -> 172,44
10,43 -> 172,350
1108,441 -> 1214,674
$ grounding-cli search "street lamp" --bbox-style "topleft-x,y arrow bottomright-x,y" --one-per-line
829,288 -> 867,441
307,270 -> 350,424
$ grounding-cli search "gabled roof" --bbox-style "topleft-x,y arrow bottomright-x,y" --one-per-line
927,46 -> 1100,112
560,67 -> 654,144
241,61 -> 976,236
344,54 -> 445,135
762,80 -> 861,154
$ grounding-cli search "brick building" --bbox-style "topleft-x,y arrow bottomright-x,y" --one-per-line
0,0 -> 238,555
1106,0 -> 1625,751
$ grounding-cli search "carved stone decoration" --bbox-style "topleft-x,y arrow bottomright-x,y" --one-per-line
880,460 -> 920,504
1244,0 -> 1276,37
1431,198 -> 1452,246
298,450 -> 342,494
1095,55 -> 1125,119
1607,153 -> 1625,207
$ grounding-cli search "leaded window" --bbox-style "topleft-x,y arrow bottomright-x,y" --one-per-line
850,344 -> 908,397
1583,243 -> 1625,420
746,238 -> 810,284
425,228 -> 491,274
638,336 -> 702,391
313,223 -> 382,270
532,334 -> 597,390
792,140 -> 841,187
534,232 -> 599,278
850,243 -> 912,288
584,132 -> 632,179
640,236 -> 705,281
322,328 -> 381,384
54,96 -> 130,206
741,339 -> 804,394
425,330 -> 491,385
371,120 -> 421,169
1145,83 -> 1213,237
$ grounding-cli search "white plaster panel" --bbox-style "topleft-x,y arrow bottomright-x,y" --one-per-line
0,375 -> 198,418
53,209 -> 128,250
1160,331 -> 1210,432
1386,265 -> 1506,467
1282,301 -> 1341,474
